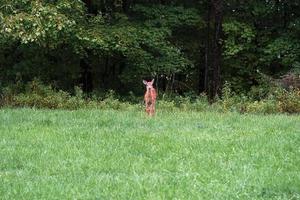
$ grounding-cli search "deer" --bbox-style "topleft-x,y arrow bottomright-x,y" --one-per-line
143,79 -> 157,116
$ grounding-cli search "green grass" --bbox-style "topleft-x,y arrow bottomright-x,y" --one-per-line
0,108 -> 299,199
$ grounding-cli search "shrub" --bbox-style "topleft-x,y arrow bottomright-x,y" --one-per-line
220,81 -> 236,112
276,88 -> 300,113
237,88 -> 300,114
243,100 -> 278,114
1,79 -> 299,114
0,86 -> 15,107
1,79 -> 82,109
184,94 -> 211,112
157,93 -> 211,112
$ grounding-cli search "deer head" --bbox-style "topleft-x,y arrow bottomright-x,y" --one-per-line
143,79 -> 154,90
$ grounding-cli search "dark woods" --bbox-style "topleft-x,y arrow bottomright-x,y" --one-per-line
0,0 -> 299,99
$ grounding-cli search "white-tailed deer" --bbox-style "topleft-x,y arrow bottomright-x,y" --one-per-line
143,79 -> 157,116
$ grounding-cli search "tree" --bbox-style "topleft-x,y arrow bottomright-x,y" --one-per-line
0,0 -> 299,96
211,0 -> 223,98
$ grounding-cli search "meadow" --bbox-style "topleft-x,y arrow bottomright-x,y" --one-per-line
0,108 -> 299,199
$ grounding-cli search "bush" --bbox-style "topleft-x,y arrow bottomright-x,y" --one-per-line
97,90 -> 135,110
1,80 -> 84,109
220,81 -> 237,112
243,100 -> 278,114
181,94 -> 211,112
156,93 -> 211,112
236,88 -> 300,114
276,88 -> 300,113
1,79 -> 299,114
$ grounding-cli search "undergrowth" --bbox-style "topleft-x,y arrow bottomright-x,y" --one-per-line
0,79 -> 299,114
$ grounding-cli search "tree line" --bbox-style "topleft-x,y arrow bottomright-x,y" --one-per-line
0,0 -> 299,99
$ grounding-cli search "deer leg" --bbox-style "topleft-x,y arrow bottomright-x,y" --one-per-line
146,106 -> 150,115
146,101 -> 152,115
151,100 -> 156,116
152,104 -> 155,115
150,103 -> 155,116
145,101 -> 151,115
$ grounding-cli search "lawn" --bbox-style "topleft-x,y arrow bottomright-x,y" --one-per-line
0,108 -> 299,199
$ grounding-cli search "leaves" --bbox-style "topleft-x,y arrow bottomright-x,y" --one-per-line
263,36 -> 300,67
0,0 -> 76,47
223,20 -> 255,58
0,0 -> 299,95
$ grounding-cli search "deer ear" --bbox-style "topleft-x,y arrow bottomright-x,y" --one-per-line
143,80 -> 148,85
150,79 -> 154,85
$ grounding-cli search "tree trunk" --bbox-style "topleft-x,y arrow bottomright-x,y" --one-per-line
82,0 -> 97,14
211,0 -> 223,99
283,1 -> 288,28
203,1 -> 211,95
103,55 -> 109,89
122,0 -> 132,12
80,59 -> 93,93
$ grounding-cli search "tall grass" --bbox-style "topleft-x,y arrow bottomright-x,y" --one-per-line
0,108 -> 299,199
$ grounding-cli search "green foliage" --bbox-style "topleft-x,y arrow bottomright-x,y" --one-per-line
223,20 -> 255,58
1,78 -> 299,114
0,0 -> 300,98
113,5 -> 201,82
276,88 -> 300,113
243,100 -> 278,114
0,1 -> 200,90
219,81 -> 237,112
0,0 -> 78,47
233,87 -> 300,114
222,20 -> 258,93
0,80 -> 140,110
179,98 -> 211,112
247,71 -> 277,100
263,36 -> 300,68
1,79 -> 84,109
132,4 -> 202,29
100,90 -> 136,110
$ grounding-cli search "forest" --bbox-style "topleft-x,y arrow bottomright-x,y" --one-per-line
0,0 -> 299,112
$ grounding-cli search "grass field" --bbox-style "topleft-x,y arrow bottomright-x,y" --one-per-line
0,108 -> 299,199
